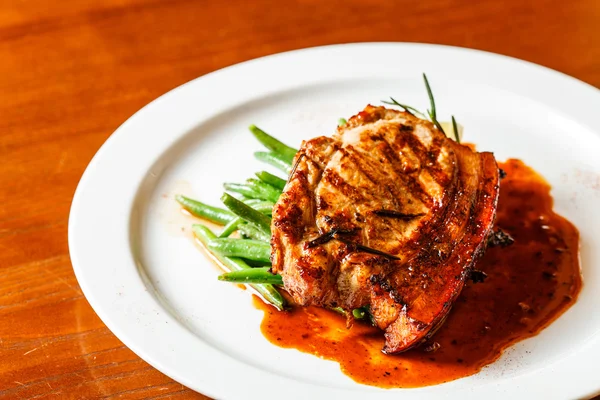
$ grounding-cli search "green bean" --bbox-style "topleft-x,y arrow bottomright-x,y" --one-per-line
243,258 -> 272,267
229,192 -> 249,201
223,183 -> 259,199
242,198 -> 266,206
219,218 -> 240,238
192,224 -> 284,310
208,238 -> 271,262
246,178 -> 281,203
218,213 -> 271,239
332,306 -> 368,320
218,267 -> 283,285
249,125 -> 298,164
331,306 -> 345,316
255,171 -> 286,191
254,152 -> 292,174
175,195 -> 234,225
218,200 -> 274,238
242,199 -> 275,214
221,193 -> 271,235
224,180 -> 280,203
237,222 -> 271,242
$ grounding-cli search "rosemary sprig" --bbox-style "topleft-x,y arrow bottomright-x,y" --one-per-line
287,152 -> 304,181
372,210 -> 425,220
307,228 -> 400,260
336,237 -> 401,260
307,229 -> 338,248
382,97 -> 427,119
382,74 -> 464,142
423,73 -> 446,135
451,115 -> 461,143
307,228 -> 355,248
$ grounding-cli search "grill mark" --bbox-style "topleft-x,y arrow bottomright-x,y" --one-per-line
352,132 -> 420,208
395,127 -> 454,205
422,136 -> 454,188
315,195 -> 329,211
375,133 -> 433,207
342,145 -> 403,210
386,148 -> 460,263
321,169 -> 367,204
402,131 -> 443,178
338,146 -> 379,186
426,135 -> 444,163
427,164 -> 453,188
392,125 -> 429,159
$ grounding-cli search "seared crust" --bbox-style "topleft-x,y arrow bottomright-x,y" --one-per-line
271,105 -> 500,353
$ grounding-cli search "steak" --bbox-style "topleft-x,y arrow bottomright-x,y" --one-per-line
271,105 -> 500,353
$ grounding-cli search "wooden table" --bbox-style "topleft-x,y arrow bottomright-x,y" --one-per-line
1,0 -> 598,398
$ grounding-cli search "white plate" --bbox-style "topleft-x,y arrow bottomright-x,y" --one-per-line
69,43 -> 600,400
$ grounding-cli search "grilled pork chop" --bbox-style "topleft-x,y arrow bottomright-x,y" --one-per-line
271,105 -> 500,353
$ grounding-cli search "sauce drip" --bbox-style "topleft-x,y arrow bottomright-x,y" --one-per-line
254,159 -> 582,388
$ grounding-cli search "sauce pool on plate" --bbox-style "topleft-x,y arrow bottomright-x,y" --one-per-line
253,159 -> 582,388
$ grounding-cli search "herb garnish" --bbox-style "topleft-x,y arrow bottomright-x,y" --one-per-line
307,228 -> 400,260
422,73 -> 446,135
451,115 -> 461,143
336,236 -> 401,260
382,73 -> 462,143
382,97 -> 427,119
372,210 -> 425,220
307,229 -> 340,247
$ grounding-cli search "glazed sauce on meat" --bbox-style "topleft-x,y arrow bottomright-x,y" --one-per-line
254,159 -> 582,388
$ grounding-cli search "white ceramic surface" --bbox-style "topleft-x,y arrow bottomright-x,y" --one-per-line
69,43 -> 600,400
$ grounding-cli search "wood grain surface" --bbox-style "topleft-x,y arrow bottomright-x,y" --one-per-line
1,0 -> 598,398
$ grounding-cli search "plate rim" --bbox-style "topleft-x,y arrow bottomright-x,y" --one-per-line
68,42 -> 600,400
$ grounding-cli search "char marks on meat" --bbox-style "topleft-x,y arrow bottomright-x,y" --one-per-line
271,105 -> 500,353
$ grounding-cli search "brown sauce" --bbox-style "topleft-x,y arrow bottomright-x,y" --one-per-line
254,159 -> 582,388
